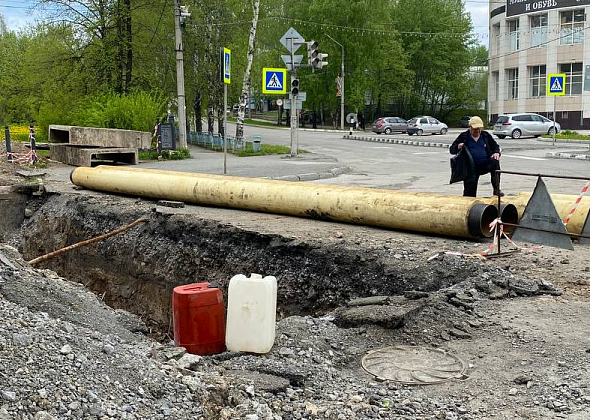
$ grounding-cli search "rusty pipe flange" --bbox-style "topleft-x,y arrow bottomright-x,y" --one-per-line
468,203 -> 498,238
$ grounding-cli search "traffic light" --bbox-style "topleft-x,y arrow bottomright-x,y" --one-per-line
307,40 -> 328,69
307,40 -> 319,65
291,78 -> 300,95
315,53 -> 328,69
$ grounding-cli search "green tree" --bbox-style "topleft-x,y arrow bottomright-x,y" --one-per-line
470,44 -> 488,67
392,0 -> 475,119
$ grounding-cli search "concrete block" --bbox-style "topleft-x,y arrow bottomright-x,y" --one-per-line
50,125 -> 151,149
50,144 -> 138,167
298,173 -> 320,181
276,175 -> 299,182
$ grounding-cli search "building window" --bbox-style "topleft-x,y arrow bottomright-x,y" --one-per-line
529,65 -> 546,98
492,71 -> 499,101
507,68 -> 519,99
509,20 -> 520,51
560,9 -> 584,45
492,24 -> 501,54
530,14 -> 547,47
559,62 -> 583,95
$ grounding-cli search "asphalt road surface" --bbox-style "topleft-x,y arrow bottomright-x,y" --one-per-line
234,124 -> 590,196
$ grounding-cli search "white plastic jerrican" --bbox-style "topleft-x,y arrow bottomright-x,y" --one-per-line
225,273 -> 277,354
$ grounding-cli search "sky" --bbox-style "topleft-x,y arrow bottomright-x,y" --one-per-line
1,0 -> 491,46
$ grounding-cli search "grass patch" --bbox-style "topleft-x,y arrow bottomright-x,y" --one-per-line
234,142 -> 306,157
139,148 -> 191,161
227,117 -> 280,127
36,150 -> 50,158
542,130 -> 590,140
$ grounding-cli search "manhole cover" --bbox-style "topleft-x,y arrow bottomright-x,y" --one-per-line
361,345 -> 467,385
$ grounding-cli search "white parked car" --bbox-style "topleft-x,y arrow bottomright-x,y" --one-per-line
493,113 -> 560,139
407,116 -> 448,135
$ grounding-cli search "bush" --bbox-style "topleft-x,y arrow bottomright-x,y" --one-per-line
75,90 -> 168,133
0,125 -> 34,142
139,148 -> 190,161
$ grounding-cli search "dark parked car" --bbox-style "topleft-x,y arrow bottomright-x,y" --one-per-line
459,116 -> 472,128
371,117 -> 408,134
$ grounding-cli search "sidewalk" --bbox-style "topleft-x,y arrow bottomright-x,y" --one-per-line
43,144 -> 352,190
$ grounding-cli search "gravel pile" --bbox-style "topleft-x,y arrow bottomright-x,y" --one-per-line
2,243 -> 589,419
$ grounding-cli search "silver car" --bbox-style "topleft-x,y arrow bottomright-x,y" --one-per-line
371,117 -> 408,134
493,113 -> 560,139
407,116 -> 448,135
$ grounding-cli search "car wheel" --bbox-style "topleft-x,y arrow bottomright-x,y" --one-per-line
547,127 -> 556,135
511,129 -> 522,139
497,135 -> 506,139
408,132 -> 414,136
417,129 -> 423,136
384,128 -> 392,135
440,128 -> 448,135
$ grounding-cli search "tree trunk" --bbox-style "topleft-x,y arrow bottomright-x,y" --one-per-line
235,0 -> 260,140
124,0 -> 132,92
194,92 -> 203,133
207,100 -> 215,134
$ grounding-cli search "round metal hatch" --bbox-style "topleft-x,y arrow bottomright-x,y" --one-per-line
361,345 -> 467,385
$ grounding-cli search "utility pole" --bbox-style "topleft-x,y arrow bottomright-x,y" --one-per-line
326,34 -> 344,130
174,0 -> 189,149
290,39 -> 299,156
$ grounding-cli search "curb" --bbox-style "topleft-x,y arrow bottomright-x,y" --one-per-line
343,134 -> 450,149
269,166 -> 353,182
546,152 -> 590,160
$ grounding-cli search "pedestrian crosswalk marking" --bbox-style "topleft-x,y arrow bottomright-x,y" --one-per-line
547,73 -> 565,96
262,68 -> 287,94
267,73 -> 282,89
550,78 -> 562,92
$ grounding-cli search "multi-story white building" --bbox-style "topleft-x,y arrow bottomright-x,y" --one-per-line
489,0 -> 590,129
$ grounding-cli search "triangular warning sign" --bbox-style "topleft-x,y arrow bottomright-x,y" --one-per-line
550,78 -> 562,91
267,73 -> 282,89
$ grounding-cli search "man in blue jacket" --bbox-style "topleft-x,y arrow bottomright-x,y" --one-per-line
450,116 -> 503,197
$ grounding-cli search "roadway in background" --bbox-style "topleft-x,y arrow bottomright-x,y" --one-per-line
233,124 -> 590,196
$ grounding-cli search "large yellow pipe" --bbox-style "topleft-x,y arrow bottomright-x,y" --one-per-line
70,166 -> 502,239
483,193 -> 590,235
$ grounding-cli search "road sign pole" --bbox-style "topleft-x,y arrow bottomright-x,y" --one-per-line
224,82 -> 228,174
290,39 -> 298,157
553,96 -> 556,146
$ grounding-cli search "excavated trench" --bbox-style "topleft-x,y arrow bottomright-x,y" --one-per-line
3,190 -> 485,340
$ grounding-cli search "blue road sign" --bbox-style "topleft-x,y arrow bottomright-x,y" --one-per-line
223,48 -> 231,84
262,68 -> 287,94
547,73 -> 565,96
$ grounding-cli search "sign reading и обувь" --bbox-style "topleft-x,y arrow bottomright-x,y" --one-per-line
507,0 -> 590,17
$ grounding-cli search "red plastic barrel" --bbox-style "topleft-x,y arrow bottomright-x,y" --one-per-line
172,282 -> 226,355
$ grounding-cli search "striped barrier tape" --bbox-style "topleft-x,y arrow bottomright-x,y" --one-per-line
563,180 -> 590,226
4,150 -> 38,164
428,218 -> 540,261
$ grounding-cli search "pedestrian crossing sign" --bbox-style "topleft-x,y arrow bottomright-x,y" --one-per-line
547,73 -> 566,96
262,68 -> 287,94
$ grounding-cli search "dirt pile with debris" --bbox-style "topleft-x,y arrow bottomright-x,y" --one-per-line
2,186 -> 590,419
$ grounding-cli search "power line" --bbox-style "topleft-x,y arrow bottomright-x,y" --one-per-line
146,0 -> 167,50
489,22 -> 590,62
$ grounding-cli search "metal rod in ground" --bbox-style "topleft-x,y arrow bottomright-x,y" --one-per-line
28,218 -> 149,266
4,125 -> 11,162
497,170 -> 590,181
496,170 -> 501,255
501,222 -> 590,239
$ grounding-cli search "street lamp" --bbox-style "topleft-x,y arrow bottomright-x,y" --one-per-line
325,34 -> 344,131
